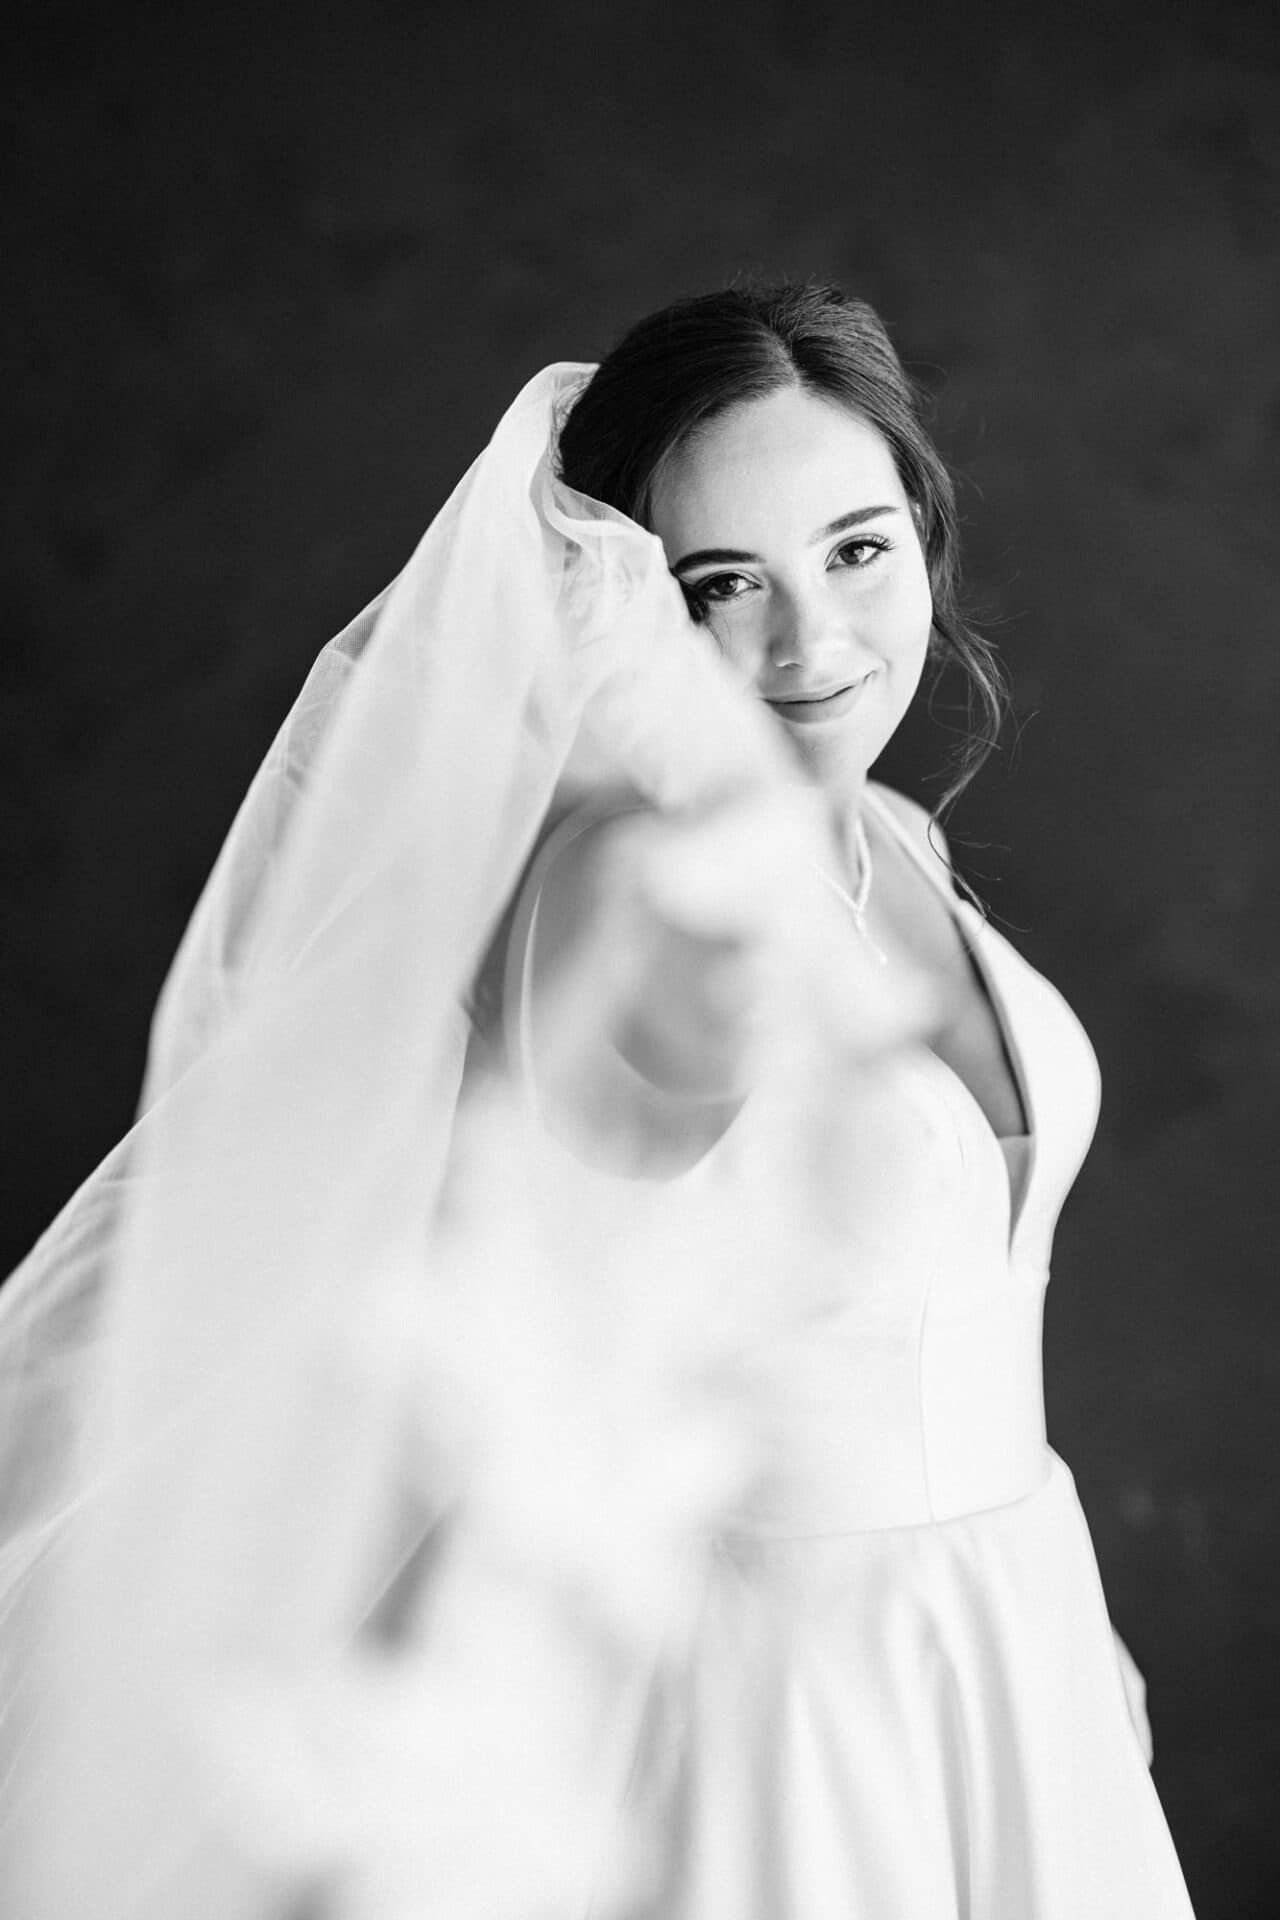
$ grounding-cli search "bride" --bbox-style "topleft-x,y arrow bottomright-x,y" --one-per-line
0,283 -> 1194,1918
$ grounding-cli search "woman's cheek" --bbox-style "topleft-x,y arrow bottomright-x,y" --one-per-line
884,563 -> 935,658
711,613 -> 767,686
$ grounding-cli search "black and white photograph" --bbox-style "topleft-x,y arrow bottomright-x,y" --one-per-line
2,2 -> 1276,1914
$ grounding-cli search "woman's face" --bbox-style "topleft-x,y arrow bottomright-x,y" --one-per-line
649,386 -> 934,800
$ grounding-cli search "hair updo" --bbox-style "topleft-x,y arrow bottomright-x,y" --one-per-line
557,281 -> 1006,817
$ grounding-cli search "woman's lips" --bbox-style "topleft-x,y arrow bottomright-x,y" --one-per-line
765,672 -> 875,724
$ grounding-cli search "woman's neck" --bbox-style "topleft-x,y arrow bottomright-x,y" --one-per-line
820,770 -> 869,870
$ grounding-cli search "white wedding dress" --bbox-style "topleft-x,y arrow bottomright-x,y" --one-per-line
505,780 -> 1196,1920
0,366 -> 1194,1920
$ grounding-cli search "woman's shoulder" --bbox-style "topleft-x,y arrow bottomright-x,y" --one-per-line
525,789 -> 649,945
492,788 -> 654,1049
866,780 -> 950,865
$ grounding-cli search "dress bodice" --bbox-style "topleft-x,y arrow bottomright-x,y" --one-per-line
504,783 -> 1102,1535
857,782 -> 1101,1287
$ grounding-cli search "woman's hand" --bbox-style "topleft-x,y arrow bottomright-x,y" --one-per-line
1112,1627 -> 1155,1767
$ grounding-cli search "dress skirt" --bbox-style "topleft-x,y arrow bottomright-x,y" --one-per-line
620,1451 -> 1193,1920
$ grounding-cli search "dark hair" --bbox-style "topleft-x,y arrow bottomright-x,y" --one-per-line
557,281 -> 1006,818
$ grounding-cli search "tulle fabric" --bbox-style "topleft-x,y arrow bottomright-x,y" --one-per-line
0,366 -> 913,1918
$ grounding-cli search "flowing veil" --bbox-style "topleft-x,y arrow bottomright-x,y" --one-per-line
0,365 -> 916,1918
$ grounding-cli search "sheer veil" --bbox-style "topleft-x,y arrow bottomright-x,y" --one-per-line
0,364 -> 914,1917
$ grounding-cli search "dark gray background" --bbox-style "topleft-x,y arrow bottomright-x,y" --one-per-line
4,2 -> 1277,1910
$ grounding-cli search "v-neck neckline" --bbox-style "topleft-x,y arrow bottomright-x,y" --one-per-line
859,788 -> 1038,1253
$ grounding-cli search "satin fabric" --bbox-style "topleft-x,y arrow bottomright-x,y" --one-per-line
507,782 -> 1196,1919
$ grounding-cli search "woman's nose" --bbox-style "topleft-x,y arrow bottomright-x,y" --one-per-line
767,588 -> 853,674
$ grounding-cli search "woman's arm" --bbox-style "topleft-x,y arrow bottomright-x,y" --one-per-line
515,792 -> 929,1178
516,809 -> 757,1175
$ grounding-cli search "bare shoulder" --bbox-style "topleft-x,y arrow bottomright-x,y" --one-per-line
867,781 -> 951,867
525,801 -> 648,982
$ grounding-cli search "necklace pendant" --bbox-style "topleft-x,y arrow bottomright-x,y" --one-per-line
815,819 -> 890,966
849,906 -> 890,967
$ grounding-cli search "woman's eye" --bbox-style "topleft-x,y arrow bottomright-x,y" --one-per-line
689,572 -> 752,602
832,536 -> 890,570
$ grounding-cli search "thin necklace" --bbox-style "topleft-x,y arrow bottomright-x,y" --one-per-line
818,817 -> 889,965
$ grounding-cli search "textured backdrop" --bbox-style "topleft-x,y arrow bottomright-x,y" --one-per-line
4,1 -> 1278,1910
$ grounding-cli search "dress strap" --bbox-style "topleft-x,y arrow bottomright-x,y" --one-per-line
862,783 -> 1034,1157
859,783 -> 957,905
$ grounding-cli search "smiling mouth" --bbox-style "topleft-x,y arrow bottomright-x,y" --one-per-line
765,673 -> 875,723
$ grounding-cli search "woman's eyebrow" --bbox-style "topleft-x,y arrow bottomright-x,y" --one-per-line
672,504 -> 898,572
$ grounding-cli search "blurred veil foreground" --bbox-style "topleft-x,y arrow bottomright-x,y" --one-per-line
0,366 -> 921,1918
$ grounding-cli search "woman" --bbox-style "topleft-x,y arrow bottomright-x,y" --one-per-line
0,285 -> 1192,1919
492,284 -> 1196,1916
